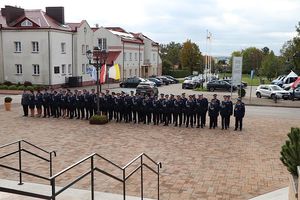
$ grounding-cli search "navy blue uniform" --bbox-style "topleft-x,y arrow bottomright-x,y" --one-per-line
42,92 -> 51,117
220,101 -> 231,130
185,99 -> 195,127
209,101 -> 219,129
234,102 -> 245,131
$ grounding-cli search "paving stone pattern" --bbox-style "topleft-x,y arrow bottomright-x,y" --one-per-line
0,105 -> 298,200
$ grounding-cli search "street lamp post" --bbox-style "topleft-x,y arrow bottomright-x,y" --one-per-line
86,47 -> 108,115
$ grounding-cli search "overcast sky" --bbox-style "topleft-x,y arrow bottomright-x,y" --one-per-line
1,0 -> 300,56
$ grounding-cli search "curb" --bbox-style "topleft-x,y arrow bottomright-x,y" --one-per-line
246,103 -> 300,109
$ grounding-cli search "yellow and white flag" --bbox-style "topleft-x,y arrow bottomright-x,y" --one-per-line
108,64 -> 120,80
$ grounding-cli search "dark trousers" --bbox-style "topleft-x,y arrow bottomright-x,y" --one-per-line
69,107 -> 75,119
221,115 -> 229,129
43,104 -> 50,117
163,112 -> 169,125
227,115 -> 231,127
235,117 -> 243,130
132,110 -> 137,123
209,116 -> 217,129
203,111 -> 207,126
153,112 -> 159,125
173,112 -> 178,126
146,111 -> 151,124
186,113 -> 194,127
53,105 -> 59,118
85,107 -> 90,119
108,108 -> 113,121
22,105 -> 29,116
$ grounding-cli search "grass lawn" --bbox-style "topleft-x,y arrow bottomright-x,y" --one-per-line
221,73 -> 270,86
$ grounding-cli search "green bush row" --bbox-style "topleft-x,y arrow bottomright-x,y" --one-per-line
166,70 -> 191,78
0,85 -> 44,91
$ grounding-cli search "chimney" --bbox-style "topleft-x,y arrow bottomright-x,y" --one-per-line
46,7 -> 65,24
95,23 -> 99,28
2,5 -> 25,25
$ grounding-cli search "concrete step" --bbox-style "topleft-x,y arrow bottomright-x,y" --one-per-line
249,187 -> 288,200
0,179 -> 154,200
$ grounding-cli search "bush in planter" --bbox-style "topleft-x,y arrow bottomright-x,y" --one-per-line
280,127 -> 300,177
24,81 -> 33,87
26,86 -> 34,91
0,85 -> 8,89
18,85 -> 25,90
89,115 -> 109,125
238,88 -> 246,97
3,81 -> 12,86
8,85 -> 18,90
4,97 -> 12,103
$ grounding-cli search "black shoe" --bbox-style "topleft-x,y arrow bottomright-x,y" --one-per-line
196,125 -> 200,128
234,128 -> 237,131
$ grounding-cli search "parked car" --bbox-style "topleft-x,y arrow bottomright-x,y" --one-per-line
223,79 -> 248,88
136,83 -> 159,96
120,77 -> 145,88
147,78 -> 162,86
285,85 -> 300,100
182,79 -> 201,89
156,76 -> 171,85
206,80 -> 236,92
164,75 -> 179,83
255,85 -> 290,100
272,71 -> 298,88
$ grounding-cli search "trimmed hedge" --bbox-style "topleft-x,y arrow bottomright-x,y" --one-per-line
89,115 -> 109,125
167,70 -> 191,78
8,85 -> 18,90
0,85 -> 8,90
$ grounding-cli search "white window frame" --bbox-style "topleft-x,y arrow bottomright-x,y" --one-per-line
68,64 -> 72,75
98,38 -> 107,50
135,53 -> 137,61
32,41 -> 39,53
21,20 -> 33,27
82,64 -> 85,74
54,66 -> 60,74
129,53 -> 132,61
140,53 -> 143,61
61,64 -> 66,75
14,41 -> 21,53
16,64 -> 22,75
82,44 -> 85,55
61,42 -> 66,54
33,64 -> 40,75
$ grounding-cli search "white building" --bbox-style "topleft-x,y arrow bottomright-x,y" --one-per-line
0,5 -> 162,86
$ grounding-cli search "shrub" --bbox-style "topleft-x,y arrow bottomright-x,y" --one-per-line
4,97 -> 12,103
24,81 -> 33,87
3,81 -> 12,86
167,70 -> 191,78
238,88 -> 246,97
26,86 -> 34,91
89,115 -> 109,125
8,85 -> 18,90
0,85 -> 8,90
18,85 -> 25,90
280,127 -> 300,177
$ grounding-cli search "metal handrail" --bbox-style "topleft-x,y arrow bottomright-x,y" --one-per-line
0,140 -> 56,185
0,140 -> 162,200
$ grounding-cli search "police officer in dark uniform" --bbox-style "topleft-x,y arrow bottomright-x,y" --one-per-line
105,90 -> 114,121
42,89 -> 51,118
234,98 -> 245,131
123,94 -> 131,123
52,91 -> 60,118
162,94 -> 170,126
169,94 -> 175,124
173,95 -> 181,127
35,90 -> 43,117
181,93 -> 187,124
185,95 -> 195,128
220,95 -> 231,130
89,89 -> 96,117
152,95 -> 160,125
114,93 -> 122,122
212,94 -> 220,127
68,91 -> 76,119
83,89 -> 90,119
158,93 -> 165,124
209,98 -> 219,129
227,95 -> 233,128
199,94 -> 208,128
145,95 -> 153,124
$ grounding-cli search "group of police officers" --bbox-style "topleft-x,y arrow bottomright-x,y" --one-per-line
21,88 -> 245,131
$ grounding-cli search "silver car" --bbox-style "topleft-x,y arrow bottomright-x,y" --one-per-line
256,85 -> 290,100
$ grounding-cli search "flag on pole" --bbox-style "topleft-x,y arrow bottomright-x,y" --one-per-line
250,69 -> 255,80
291,77 -> 300,89
100,64 -> 106,84
91,66 -> 97,81
108,64 -> 121,80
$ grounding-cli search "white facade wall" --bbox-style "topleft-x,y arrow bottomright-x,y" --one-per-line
0,29 -> 4,83
2,30 -> 50,85
49,31 -> 73,85
73,21 -> 93,82
123,43 -> 144,80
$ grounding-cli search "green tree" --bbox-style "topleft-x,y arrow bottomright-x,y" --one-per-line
260,51 -> 282,80
180,40 -> 202,74
162,59 -> 172,75
160,42 -> 182,69
241,47 -> 263,74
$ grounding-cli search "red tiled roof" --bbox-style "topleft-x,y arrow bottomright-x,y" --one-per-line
106,51 -> 121,65
0,9 -> 71,31
66,22 -> 81,31
105,27 -> 126,32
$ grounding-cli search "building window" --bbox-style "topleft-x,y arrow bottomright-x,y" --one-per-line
98,38 -> 107,50
21,20 -> 33,27
32,41 -> 39,53
54,66 -> 60,74
68,64 -> 72,74
135,69 -> 137,76
61,64 -> 66,75
16,64 -> 22,74
124,52 -> 127,61
82,64 -> 85,74
61,43 -> 66,54
140,53 -> 143,61
129,69 -> 132,77
135,53 -> 137,61
153,53 -> 156,61
33,64 -> 40,75
82,45 -> 85,55
129,53 -> 132,61
14,42 -> 21,52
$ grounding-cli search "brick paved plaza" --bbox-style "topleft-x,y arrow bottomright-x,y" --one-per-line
0,105 -> 299,200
